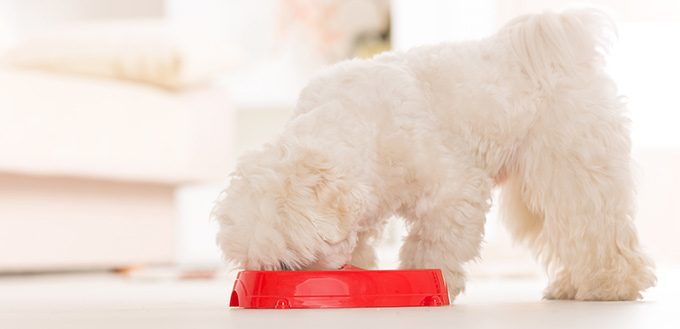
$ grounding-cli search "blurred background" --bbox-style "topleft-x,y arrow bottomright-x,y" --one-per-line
0,0 -> 678,279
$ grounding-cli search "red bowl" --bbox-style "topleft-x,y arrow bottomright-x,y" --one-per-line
229,264 -> 449,309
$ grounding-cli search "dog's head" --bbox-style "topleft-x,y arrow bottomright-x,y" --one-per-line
213,142 -> 366,271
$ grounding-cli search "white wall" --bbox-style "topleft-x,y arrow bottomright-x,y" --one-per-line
391,0 -> 496,50
0,0 -> 163,51
0,0 -> 163,34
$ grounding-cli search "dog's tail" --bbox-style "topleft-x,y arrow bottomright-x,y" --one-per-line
502,8 -> 617,89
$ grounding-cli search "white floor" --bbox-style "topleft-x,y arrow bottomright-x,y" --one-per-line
1,267 -> 678,329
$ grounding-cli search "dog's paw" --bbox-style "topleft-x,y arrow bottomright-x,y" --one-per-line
572,272 -> 650,301
442,270 -> 467,300
545,267 -> 656,301
575,287 -> 642,301
543,282 -> 576,299
544,275 -> 577,300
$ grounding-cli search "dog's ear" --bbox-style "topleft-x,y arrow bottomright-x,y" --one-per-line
286,149 -> 365,244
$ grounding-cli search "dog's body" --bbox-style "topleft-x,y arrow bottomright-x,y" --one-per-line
214,9 -> 656,301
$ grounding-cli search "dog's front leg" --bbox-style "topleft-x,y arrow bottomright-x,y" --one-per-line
397,167 -> 492,300
349,230 -> 379,269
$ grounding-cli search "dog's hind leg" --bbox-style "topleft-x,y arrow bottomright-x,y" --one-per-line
398,164 -> 492,300
499,174 -> 545,247
517,111 -> 656,300
499,173 -> 582,298
498,174 -> 575,296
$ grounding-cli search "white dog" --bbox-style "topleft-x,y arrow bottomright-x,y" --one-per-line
213,8 -> 656,301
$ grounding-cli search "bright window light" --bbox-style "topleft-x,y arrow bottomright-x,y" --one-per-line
609,22 -> 680,148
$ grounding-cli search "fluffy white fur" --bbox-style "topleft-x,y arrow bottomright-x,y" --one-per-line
213,9 -> 656,301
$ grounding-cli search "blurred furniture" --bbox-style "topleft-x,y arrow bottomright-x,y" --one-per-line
0,66 -> 234,271
0,0 -> 241,272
